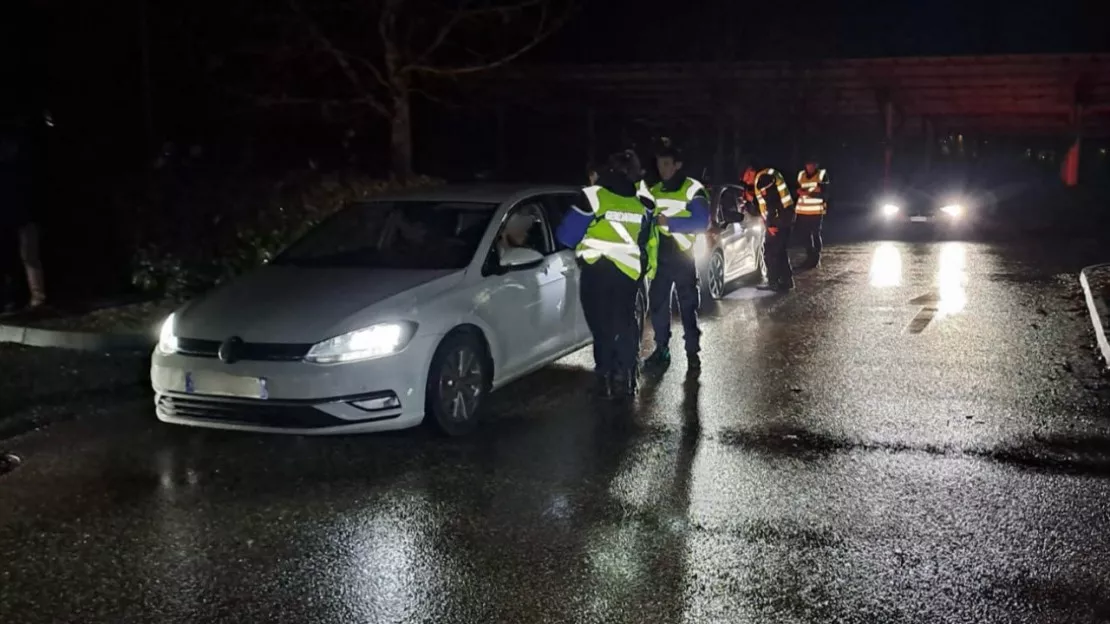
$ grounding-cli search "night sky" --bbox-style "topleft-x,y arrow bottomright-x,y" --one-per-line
540,0 -> 1109,62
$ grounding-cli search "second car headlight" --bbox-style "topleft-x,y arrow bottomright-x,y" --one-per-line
305,322 -> 417,364
940,203 -> 964,217
157,313 -> 179,355
881,203 -> 901,217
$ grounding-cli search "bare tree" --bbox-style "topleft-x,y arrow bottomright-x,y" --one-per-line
247,0 -> 574,179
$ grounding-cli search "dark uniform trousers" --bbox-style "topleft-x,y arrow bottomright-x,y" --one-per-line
795,213 -> 823,263
765,225 -> 794,286
649,251 -> 700,355
580,257 -> 641,378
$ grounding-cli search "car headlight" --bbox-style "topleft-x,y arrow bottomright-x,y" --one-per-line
305,322 -> 417,364
881,203 -> 901,217
157,313 -> 178,355
940,203 -> 964,217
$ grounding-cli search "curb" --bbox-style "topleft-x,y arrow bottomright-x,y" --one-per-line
1079,263 -> 1110,371
0,323 -> 153,352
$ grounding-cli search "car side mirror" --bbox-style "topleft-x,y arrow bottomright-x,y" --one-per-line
499,247 -> 544,271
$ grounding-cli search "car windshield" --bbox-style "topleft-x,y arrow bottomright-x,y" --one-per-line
273,200 -> 497,269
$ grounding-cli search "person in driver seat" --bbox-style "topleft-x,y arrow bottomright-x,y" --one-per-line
498,212 -> 537,258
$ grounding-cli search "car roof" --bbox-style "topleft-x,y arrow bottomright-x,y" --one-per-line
357,183 -> 581,205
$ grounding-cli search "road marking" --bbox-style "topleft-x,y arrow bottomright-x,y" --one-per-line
906,292 -> 939,334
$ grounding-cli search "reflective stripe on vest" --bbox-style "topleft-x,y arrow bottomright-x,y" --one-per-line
576,185 -> 647,280
754,168 -> 794,217
649,177 -> 704,253
796,168 -> 827,215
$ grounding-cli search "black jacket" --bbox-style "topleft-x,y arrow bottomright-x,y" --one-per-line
752,171 -> 795,229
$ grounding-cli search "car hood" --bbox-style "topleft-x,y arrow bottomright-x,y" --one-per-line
175,266 -> 464,343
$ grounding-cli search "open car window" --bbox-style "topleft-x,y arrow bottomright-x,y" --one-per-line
273,200 -> 496,270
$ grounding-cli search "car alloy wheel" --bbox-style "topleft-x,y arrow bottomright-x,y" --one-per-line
708,252 -> 726,299
426,332 -> 487,436
440,347 -> 482,421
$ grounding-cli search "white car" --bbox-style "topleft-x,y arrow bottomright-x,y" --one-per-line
699,183 -> 768,301
152,185 -> 598,436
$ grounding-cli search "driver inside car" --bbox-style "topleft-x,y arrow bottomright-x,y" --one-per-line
497,212 -> 538,258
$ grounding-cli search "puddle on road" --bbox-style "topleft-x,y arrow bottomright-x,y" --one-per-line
722,288 -> 777,301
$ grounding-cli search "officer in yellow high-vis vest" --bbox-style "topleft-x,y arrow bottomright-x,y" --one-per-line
555,150 -> 658,399
742,163 -> 796,291
644,146 -> 710,371
795,157 -> 829,269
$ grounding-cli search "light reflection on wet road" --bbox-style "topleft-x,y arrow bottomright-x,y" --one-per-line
2,240 -> 1110,623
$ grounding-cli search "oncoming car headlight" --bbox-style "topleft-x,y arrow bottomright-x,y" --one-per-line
940,203 -> 965,217
157,313 -> 179,355
305,322 -> 417,364
881,203 -> 901,217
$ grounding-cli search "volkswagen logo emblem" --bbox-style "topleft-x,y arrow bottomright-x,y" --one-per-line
218,336 -> 244,364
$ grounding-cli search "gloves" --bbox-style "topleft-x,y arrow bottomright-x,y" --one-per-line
767,226 -> 779,236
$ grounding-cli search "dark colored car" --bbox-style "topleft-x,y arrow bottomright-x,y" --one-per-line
875,173 -> 1001,236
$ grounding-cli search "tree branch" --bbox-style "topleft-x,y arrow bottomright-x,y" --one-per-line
410,1 -> 572,77
251,93 -> 389,117
287,0 -> 391,96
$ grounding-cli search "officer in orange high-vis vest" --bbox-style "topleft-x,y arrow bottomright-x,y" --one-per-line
795,157 -> 829,269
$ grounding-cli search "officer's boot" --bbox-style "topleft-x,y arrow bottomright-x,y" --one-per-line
687,352 -> 701,371
622,370 -> 638,399
592,372 -> 614,399
644,346 -> 670,370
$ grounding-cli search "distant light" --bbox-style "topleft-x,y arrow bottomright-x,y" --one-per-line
881,203 -> 901,217
940,204 -> 964,218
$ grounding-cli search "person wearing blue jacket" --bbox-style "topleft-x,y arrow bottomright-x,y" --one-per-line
643,146 -> 710,371
556,150 -> 657,399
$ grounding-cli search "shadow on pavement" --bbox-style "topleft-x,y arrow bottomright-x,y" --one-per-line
717,424 -> 1110,478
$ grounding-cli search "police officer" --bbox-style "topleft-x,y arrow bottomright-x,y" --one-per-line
556,150 -> 657,399
644,146 -> 710,371
742,163 -> 796,291
795,157 -> 829,269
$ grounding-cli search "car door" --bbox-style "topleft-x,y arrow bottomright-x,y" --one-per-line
542,193 -> 590,345
481,198 -> 572,375
717,186 -> 751,279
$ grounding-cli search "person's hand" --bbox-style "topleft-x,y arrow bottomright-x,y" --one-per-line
797,189 -> 810,197
656,213 -> 669,227
767,226 -> 779,236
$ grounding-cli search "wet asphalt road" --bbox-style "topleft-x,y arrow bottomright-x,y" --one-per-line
3,238 -> 1110,623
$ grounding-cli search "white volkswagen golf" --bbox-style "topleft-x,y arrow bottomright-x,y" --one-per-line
152,185 -> 594,436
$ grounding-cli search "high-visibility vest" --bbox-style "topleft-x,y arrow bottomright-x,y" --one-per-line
576,185 -> 651,281
649,177 -> 705,254
796,168 -> 828,215
753,168 -> 794,217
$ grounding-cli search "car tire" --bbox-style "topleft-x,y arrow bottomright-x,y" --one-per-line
424,331 -> 489,437
706,251 -> 726,300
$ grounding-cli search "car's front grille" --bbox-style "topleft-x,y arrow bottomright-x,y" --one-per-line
156,394 -> 346,429
176,338 -> 311,361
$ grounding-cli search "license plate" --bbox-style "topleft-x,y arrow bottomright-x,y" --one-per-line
909,216 -> 929,222
185,371 -> 269,399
